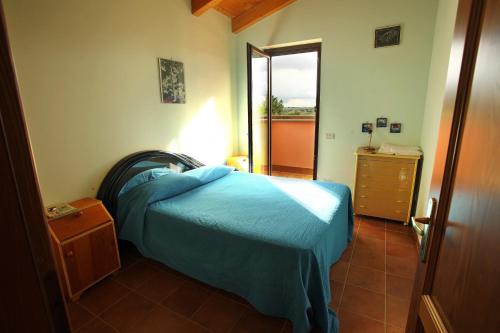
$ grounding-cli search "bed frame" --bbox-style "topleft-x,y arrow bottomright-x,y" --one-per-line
97,150 -> 204,218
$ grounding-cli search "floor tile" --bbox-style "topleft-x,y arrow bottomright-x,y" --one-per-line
351,245 -> 385,271
113,261 -> 159,289
386,221 -> 412,234
100,292 -> 155,332
346,264 -> 385,294
78,279 -> 130,315
387,296 -> 410,328
355,236 -> 385,253
387,230 -> 415,246
387,242 -> 418,259
76,318 -> 116,333
192,294 -> 246,333
232,309 -> 285,333
67,301 -> 94,330
340,285 -> 385,321
330,281 -> 344,311
162,279 -> 213,317
386,255 -> 417,279
124,305 -> 210,333
118,243 -> 144,270
330,261 -> 349,282
387,274 -> 414,300
136,270 -> 185,303
338,309 -> 385,333
358,227 -> 385,240
359,218 -> 386,231
387,324 -> 406,333
339,243 -> 353,262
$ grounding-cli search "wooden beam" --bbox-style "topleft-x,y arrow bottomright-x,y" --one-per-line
191,0 -> 223,16
232,0 -> 296,33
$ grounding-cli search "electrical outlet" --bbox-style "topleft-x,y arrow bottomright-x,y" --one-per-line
325,132 -> 335,140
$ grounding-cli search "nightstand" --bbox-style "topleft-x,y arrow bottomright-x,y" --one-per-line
48,198 -> 121,301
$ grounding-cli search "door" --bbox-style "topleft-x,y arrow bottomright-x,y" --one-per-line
0,3 -> 70,332
266,43 -> 321,180
407,0 -> 500,332
247,43 -> 271,175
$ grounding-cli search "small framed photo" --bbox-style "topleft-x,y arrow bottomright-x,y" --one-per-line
362,122 -> 373,133
375,25 -> 401,48
376,117 -> 388,128
390,122 -> 402,133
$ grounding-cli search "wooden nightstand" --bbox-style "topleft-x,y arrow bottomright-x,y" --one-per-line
48,198 -> 121,301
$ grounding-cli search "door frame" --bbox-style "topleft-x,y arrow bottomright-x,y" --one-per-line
247,43 -> 272,175
247,42 -> 322,179
406,0 -> 485,331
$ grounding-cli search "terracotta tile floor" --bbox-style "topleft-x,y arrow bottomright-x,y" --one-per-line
271,171 -> 313,180
68,216 -> 417,333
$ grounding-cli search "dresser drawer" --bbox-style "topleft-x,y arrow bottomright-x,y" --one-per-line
355,187 -> 410,204
357,159 -> 415,190
355,196 -> 409,222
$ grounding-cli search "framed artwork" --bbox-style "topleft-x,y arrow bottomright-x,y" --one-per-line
375,25 -> 401,48
376,117 -> 388,127
390,122 -> 402,133
158,58 -> 186,104
362,122 -> 373,133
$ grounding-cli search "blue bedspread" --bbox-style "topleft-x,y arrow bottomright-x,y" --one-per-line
117,169 -> 353,333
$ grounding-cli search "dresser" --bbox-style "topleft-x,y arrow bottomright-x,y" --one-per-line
48,198 -> 121,301
354,148 -> 420,224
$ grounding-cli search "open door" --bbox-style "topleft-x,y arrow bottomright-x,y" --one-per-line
247,43 -> 271,175
407,0 -> 500,332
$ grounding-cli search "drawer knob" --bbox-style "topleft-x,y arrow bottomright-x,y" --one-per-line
396,200 -> 403,203
65,251 -> 74,258
360,195 -> 367,198
359,205 -> 366,208
360,185 -> 367,188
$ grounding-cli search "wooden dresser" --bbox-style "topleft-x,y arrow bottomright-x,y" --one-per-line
48,198 -> 120,301
354,148 -> 420,224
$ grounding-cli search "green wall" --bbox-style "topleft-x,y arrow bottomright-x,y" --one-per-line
234,0 -> 438,189
4,0 -> 235,205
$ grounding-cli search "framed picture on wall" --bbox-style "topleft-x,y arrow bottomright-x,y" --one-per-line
362,122 -> 373,133
390,122 -> 402,133
158,58 -> 186,104
376,117 -> 388,127
375,25 -> 401,48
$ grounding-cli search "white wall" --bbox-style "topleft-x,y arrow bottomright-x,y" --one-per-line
234,0 -> 438,189
4,0 -> 234,205
415,0 -> 458,215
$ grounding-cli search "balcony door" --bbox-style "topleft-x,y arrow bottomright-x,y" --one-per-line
247,42 -> 321,179
247,43 -> 271,175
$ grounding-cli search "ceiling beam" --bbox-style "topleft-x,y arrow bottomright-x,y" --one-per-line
232,0 -> 296,33
192,0 -> 224,16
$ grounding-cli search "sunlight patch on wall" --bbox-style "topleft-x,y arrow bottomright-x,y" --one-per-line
167,97 -> 229,165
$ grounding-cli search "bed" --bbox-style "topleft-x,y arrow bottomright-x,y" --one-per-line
97,151 -> 353,333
